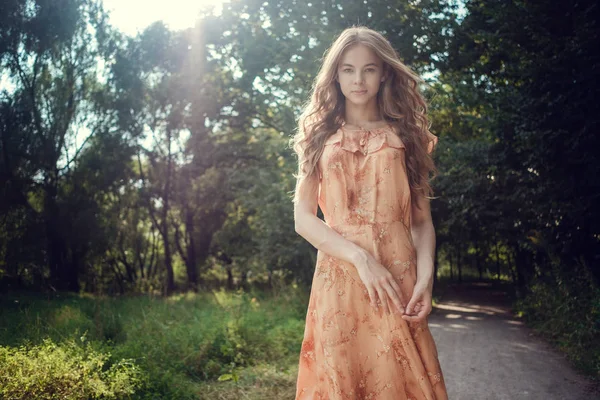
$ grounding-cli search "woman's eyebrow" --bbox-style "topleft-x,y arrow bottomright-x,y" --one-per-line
340,63 -> 379,68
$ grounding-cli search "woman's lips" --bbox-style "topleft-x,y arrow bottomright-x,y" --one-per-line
353,90 -> 367,95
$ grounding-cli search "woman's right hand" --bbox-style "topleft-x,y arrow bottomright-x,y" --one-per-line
353,250 -> 405,316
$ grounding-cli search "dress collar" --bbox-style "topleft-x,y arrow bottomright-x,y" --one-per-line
325,123 -> 405,155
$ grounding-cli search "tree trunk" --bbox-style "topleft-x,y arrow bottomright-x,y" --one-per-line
45,183 -> 79,292
161,218 -> 174,295
240,270 -> 248,290
457,245 -> 463,283
495,240 -> 501,281
184,209 -> 198,291
449,250 -> 454,281
507,250 -> 517,284
475,240 -> 483,281
226,266 -> 234,290
513,245 -> 531,297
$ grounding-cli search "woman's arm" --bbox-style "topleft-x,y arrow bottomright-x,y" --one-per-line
293,169 -> 368,268
410,193 -> 436,292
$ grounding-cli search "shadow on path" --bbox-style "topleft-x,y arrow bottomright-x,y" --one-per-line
428,282 -> 598,400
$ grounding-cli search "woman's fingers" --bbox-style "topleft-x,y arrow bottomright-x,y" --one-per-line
358,256 -> 411,316
373,276 -> 406,315
401,296 -> 432,322
374,285 -> 391,315
401,307 -> 427,322
381,279 -> 404,314
365,284 -> 378,311
384,295 -> 395,316
361,264 -> 431,321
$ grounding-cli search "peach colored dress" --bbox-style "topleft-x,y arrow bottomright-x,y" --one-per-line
295,123 -> 448,400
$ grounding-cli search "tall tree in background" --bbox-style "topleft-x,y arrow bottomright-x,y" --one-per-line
442,0 -> 600,289
0,0 -> 133,291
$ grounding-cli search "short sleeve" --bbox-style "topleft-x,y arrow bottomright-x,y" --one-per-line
425,131 -> 438,154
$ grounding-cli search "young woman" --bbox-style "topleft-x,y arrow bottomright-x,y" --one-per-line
291,26 -> 448,399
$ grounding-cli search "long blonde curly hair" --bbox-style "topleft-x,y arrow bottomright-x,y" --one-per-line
289,25 -> 438,208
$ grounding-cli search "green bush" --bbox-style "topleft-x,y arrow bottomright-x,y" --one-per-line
516,261 -> 600,377
0,338 -> 142,400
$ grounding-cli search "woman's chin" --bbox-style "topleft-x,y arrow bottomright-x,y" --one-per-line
345,96 -> 375,106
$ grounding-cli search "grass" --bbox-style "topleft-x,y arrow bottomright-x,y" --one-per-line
4,271 -> 596,398
0,275 -> 452,399
0,286 -> 309,399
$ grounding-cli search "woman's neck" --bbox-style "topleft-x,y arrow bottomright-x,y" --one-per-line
343,102 -> 385,129
343,117 -> 388,130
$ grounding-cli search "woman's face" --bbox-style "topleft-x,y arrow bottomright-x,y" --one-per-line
336,43 -> 385,106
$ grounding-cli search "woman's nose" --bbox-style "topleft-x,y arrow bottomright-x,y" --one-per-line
354,72 -> 364,84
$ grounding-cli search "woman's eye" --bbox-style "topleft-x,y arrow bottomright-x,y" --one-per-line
341,68 -> 375,73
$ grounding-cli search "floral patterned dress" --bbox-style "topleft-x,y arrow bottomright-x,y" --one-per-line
295,123 -> 448,400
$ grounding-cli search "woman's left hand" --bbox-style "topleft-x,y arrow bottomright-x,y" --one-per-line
401,283 -> 433,322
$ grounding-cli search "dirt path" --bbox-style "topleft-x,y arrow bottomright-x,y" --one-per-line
428,282 -> 599,400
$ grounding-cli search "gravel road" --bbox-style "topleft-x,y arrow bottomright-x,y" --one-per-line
428,282 -> 599,400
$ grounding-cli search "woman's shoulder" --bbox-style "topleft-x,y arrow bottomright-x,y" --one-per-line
324,128 -> 344,146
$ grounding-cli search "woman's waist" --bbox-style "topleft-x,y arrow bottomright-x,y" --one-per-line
325,219 -> 409,231
321,219 -> 416,259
